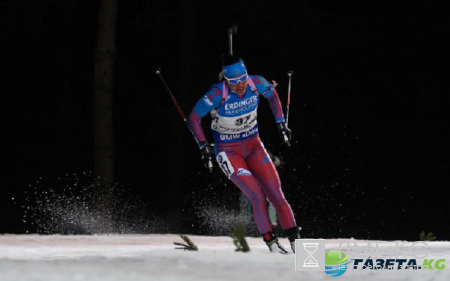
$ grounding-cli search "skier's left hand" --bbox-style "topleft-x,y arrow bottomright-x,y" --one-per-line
276,122 -> 292,147
200,143 -> 214,173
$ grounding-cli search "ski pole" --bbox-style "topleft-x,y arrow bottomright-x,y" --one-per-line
154,68 -> 213,172
286,71 -> 293,127
219,25 -> 239,81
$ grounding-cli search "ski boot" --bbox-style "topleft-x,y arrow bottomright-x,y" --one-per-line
262,231 -> 288,254
285,226 -> 301,253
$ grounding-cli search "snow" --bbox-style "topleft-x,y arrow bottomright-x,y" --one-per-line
0,234 -> 449,281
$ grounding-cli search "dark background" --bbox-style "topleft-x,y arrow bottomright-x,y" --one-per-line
1,0 -> 449,240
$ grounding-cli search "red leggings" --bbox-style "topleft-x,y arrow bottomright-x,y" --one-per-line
215,135 -> 296,234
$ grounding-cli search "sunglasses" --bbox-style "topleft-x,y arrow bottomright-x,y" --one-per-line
225,73 -> 248,85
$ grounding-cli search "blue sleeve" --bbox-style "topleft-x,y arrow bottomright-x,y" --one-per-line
251,75 -> 285,123
250,75 -> 275,98
188,84 -> 223,146
191,85 -> 223,117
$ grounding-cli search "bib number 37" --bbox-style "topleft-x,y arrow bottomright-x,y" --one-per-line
216,151 -> 235,178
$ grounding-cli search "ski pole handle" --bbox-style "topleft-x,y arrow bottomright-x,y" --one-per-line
283,134 -> 291,147
208,160 -> 213,173
208,143 -> 215,173
227,25 -> 238,55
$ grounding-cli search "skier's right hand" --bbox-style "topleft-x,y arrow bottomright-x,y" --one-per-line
276,122 -> 292,147
200,142 -> 214,173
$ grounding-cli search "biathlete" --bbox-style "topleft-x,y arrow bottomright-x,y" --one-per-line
189,54 -> 301,253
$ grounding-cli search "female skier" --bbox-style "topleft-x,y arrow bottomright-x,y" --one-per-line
189,55 -> 301,253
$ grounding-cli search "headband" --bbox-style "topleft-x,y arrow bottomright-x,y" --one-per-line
222,60 -> 247,78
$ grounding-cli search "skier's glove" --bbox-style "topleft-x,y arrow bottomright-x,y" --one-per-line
276,122 -> 292,147
200,142 -> 214,173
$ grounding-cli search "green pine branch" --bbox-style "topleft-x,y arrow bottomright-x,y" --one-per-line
174,235 -> 198,251
230,223 -> 250,252
420,231 -> 436,241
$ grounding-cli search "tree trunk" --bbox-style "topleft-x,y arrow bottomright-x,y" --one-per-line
93,0 -> 117,187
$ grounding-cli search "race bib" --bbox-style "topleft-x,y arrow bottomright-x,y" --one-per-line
211,108 -> 258,134
216,151 -> 235,178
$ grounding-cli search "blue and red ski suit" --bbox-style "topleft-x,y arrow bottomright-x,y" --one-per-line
189,75 -> 297,235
